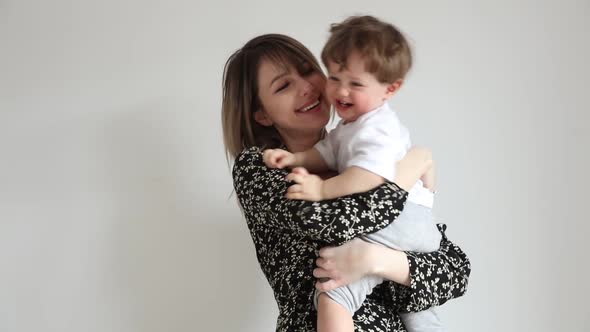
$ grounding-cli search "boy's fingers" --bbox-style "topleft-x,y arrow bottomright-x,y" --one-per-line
286,173 -> 305,183
287,184 -> 302,193
291,167 -> 309,175
285,192 -> 302,200
277,157 -> 290,168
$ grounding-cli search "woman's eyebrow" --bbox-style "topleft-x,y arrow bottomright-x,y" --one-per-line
270,72 -> 289,87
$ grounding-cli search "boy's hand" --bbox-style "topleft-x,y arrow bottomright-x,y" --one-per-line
285,167 -> 325,201
263,149 -> 296,169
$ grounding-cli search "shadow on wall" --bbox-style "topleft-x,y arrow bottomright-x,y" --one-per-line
100,100 -> 277,331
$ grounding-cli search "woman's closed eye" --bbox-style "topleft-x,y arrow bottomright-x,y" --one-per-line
275,81 -> 290,93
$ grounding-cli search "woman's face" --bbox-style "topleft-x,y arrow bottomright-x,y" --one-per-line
255,58 -> 331,141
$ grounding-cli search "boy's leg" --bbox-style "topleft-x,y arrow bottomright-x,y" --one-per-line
364,202 -> 441,253
317,293 -> 354,332
363,204 -> 443,332
314,274 -> 384,331
314,275 -> 384,314
400,308 -> 446,332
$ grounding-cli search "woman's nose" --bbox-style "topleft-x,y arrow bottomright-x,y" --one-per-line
299,78 -> 314,96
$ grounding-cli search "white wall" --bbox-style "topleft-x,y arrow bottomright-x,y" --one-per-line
1,1 -> 589,331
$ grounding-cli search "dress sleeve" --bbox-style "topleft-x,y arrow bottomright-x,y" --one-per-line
388,224 -> 471,313
233,147 -> 408,246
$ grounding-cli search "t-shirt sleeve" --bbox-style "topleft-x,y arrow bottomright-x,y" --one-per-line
314,130 -> 338,171
345,124 -> 406,181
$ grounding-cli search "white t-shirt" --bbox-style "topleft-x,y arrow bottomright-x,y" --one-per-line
314,103 -> 434,208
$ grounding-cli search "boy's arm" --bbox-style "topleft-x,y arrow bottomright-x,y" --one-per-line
264,148 -> 330,173
287,166 -> 385,201
293,148 -> 330,173
288,147 -> 435,202
321,166 -> 385,199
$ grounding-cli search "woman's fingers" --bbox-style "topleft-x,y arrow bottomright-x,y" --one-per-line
315,238 -> 374,288
315,279 -> 341,292
319,246 -> 334,258
315,257 -> 327,267
313,268 -> 330,279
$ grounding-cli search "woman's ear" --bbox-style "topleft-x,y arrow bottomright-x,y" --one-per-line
383,79 -> 404,100
254,110 -> 273,126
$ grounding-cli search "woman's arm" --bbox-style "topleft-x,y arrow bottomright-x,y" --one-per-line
393,224 -> 471,312
233,146 -> 408,246
314,224 -> 471,312
313,236 -> 410,291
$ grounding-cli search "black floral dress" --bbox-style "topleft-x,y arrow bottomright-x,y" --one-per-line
233,147 -> 470,331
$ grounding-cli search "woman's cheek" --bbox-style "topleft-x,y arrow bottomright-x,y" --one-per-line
311,73 -> 326,90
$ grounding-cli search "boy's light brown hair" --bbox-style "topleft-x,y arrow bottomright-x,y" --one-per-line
321,15 -> 412,84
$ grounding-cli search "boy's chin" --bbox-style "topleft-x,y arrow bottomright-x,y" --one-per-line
336,108 -> 357,120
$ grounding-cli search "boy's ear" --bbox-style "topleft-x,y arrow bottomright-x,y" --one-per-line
384,79 -> 404,100
254,110 -> 273,126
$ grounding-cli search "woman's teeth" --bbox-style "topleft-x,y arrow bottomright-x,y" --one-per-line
300,100 -> 320,112
339,101 -> 353,106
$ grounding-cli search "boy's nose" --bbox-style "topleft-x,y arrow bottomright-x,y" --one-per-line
338,87 -> 349,97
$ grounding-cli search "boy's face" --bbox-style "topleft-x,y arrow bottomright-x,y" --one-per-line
325,51 -> 394,122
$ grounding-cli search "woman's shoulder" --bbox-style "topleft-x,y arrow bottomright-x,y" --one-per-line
233,146 -> 265,175
234,144 -> 286,169
232,146 -> 275,185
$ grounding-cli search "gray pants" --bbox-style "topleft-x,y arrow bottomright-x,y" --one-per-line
314,202 -> 445,332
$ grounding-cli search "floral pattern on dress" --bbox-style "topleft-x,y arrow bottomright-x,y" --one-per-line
233,146 -> 470,331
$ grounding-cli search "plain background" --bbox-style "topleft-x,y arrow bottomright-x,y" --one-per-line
1,0 -> 589,331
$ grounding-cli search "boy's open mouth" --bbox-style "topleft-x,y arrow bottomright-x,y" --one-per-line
336,99 -> 353,109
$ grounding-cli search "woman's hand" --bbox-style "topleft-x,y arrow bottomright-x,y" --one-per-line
314,238 -> 411,292
314,238 -> 370,292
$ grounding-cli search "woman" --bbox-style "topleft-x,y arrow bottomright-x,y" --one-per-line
222,34 -> 470,331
